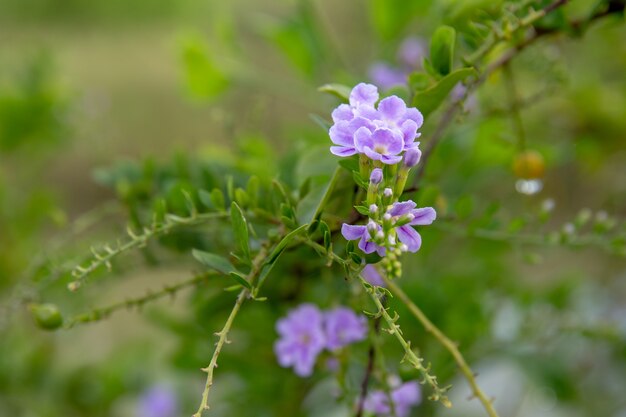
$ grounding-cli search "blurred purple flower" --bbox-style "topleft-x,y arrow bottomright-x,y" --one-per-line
324,307 -> 368,350
362,264 -> 386,287
387,201 -> 436,252
138,385 -> 178,417
397,37 -> 426,69
363,379 -> 422,417
274,304 -> 327,377
369,62 -> 406,90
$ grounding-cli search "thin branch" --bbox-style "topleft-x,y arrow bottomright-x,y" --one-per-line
193,242 -> 271,417
68,211 -> 228,291
384,278 -> 499,417
358,275 -> 452,407
63,272 -> 213,328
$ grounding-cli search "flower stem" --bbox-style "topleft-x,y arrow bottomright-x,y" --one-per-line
384,278 -> 500,417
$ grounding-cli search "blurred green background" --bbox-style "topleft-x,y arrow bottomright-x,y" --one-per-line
0,0 -> 625,416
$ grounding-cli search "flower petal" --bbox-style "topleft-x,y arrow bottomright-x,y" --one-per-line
330,146 -> 357,157
400,119 -> 418,148
349,83 -> 379,108
341,224 -> 366,241
404,107 -> 424,129
388,201 -> 417,217
329,121 -> 354,147
409,207 -> 436,225
331,104 -> 353,123
354,127 -> 374,152
358,237 -> 378,254
396,225 -> 422,252
378,96 -> 407,121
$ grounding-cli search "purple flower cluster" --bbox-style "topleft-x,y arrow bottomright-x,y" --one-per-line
274,304 -> 368,377
363,378 -> 422,417
342,201 -> 436,255
329,83 -> 423,163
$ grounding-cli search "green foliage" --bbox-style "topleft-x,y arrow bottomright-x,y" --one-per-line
429,25 -> 456,76
179,32 -> 229,101
412,67 -> 476,115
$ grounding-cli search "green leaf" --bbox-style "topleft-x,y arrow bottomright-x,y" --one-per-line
430,25 -> 456,76
179,32 -> 229,100
235,187 -> 249,208
408,72 -> 432,93
198,190 -> 213,209
192,249 -> 235,274
338,156 -> 359,173
210,188 -> 225,211
412,67 -> 476,116
257,224 -> 308,291
229,271 -> 252,290
354,205 -> 371,216
318,83 -> 352,102
230,202 -> 250,261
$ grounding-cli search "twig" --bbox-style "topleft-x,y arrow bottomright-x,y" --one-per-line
358,275 -> 452,407
384,278 -> 499,417
68,211 -> 228,291
193,242 -> 271,417
63,272 -> 213,328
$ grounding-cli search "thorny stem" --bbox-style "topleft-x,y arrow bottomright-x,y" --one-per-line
193,242 -> 272,417
69,211 -> 229,291
358,275 -> 452,408
63,272 -> 214,329
384,278 -> 500,417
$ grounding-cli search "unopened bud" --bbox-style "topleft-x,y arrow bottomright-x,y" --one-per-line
383,188 -> 393,198
403,147 -> 422,168
369,204 -> 378,215
399,243 -> 408,252
383,213 -> 392,222
370,168 -> 383,185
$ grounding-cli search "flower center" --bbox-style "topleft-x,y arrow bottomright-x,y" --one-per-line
374,144 -> 388,154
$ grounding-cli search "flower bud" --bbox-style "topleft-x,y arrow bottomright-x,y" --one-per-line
399,243 -> 408,252
383,213 -> 392,222
403,148 -> 422,168
369,168 -> 383,185
30,303 -> 63,330
369,204 -> 378,215
383,188 -> 393,198
513,150 -> 545,179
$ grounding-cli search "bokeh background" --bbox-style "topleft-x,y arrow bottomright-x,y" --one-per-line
1,0 -> 625,416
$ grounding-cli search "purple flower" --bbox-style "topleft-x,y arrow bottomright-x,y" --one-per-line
387,201 -> 436,252
324,307 -> 368,350
374,96 -> 423,150
397,37 -> 426,69
363,379 -> 422,417
138,385 -> 178,417
341,223 -> 385,256
354,127 -> 404,164
369,63 -> 406,90
329,84 -> 423,160
274,304 -> 327,377
362,264 -> 386,287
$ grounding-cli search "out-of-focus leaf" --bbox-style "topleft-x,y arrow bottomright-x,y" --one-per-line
430,25 -> 456,76
412,67 -> 475,116
179,33 -> 229,100
318,84 -> 351,102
